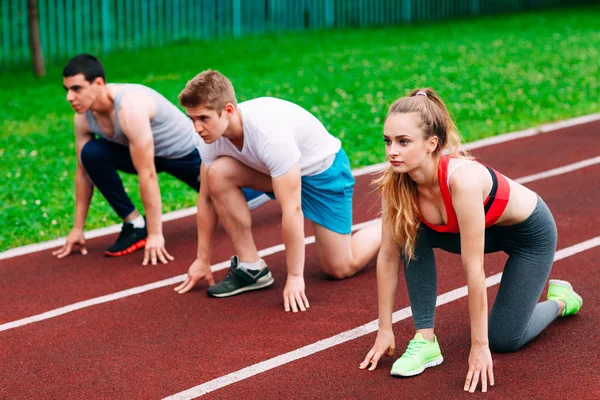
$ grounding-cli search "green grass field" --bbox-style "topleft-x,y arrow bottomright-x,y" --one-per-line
1,5 -> 599,251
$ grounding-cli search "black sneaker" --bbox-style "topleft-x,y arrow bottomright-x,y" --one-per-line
104,221 -> 148,257
207,256 -> 274,297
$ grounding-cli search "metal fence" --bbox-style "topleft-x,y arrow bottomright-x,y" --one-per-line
0,0 -> 593,70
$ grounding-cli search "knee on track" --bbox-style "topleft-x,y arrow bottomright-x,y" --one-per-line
488,333 -> 522,353
321,261 -> 356,280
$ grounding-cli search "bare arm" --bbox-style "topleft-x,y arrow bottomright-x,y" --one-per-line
271,164 -> 309,312
53,113 -> 93,258
376,218 -> 401,331
359,213 -> 399,370
174,163 -> 218,293
196,163 -> 218,264
120,92 -> 175,265
73,113 -> 94,230
271,164 -> 304,277
119,92 -> 161,235
451,164 -> 495,393
451,168 -> 488,346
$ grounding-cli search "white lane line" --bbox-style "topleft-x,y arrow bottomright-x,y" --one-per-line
516,156 -> 600,184
0,207 -> 199,261
1,154 -> 598,332
163,235 -> 600,400
0,219 -> 381,333
2,112 -> 598,261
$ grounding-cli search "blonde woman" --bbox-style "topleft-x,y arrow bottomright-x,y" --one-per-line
359,89 -> 582,393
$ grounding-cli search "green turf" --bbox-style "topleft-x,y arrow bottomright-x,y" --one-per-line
1,5 -> 599,251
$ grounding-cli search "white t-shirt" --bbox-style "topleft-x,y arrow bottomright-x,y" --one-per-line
199,97 -> 342,177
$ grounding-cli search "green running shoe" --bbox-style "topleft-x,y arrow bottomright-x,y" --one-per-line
547,279 -> 583,317
391,333 -> 444,377
207,256 -> 274,298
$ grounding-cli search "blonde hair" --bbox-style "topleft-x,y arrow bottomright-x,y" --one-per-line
179,69 -> 237,113
375,88 -> 469,261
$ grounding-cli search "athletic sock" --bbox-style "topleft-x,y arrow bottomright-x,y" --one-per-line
239,259 -> 264,272
130,215 -> 146,229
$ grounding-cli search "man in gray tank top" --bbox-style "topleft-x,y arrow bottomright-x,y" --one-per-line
53,54 -> 269,264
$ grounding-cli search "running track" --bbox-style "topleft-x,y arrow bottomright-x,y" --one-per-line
1,116 -> 599,399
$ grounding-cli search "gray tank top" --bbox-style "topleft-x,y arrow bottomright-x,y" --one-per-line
85,84 -> 200,159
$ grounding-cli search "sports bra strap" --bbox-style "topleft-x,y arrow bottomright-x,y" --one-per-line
446,160 -> 479,186
483,166 -> 498,215
446,160 -> 499,216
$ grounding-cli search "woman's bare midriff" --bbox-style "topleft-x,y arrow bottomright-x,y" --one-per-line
494,177 -> 538,226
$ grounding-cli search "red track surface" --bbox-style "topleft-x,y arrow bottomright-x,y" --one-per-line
1,121 -> 598,399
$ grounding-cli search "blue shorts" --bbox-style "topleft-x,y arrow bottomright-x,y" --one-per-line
267,149 -> 355,234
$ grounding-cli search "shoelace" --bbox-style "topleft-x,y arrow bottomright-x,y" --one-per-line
402,339 -> 426,357
222,258 -> 239,281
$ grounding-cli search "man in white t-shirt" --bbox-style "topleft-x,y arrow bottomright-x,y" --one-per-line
173,70 -> 381,312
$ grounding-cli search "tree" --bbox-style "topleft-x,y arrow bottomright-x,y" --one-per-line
28,0 -> 45,77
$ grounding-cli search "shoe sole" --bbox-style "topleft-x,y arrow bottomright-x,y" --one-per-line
548,279 -> 583,306
390,355 -> 444,377
104,239 -> 147,257
208,273 -> 275,298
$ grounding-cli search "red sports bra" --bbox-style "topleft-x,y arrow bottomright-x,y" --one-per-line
419,156 -> 510,233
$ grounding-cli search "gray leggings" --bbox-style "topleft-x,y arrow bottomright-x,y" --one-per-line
403,195 -> 559,353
